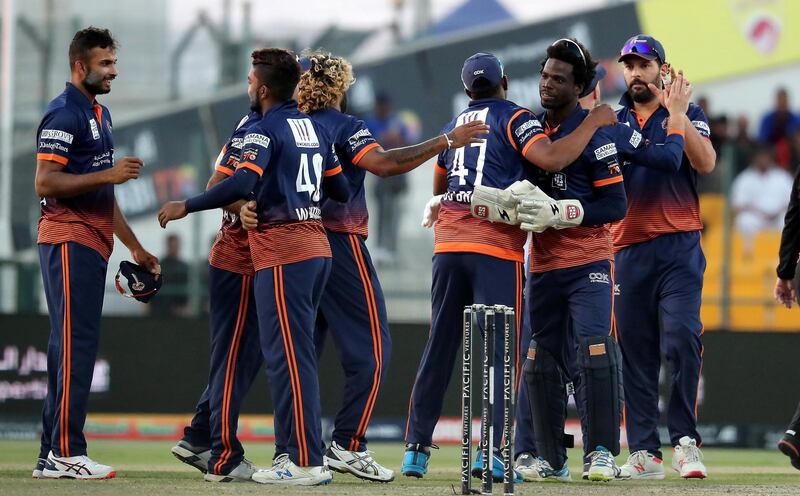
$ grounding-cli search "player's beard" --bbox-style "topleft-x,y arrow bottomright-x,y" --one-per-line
628,74 -> 660,103
83,70 -> 111,95
249,95 -> 261,113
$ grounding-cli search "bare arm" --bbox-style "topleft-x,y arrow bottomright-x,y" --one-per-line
35,156 -> 142,198
522,104 -> 617,172
207,170 -> 246,214
357,121 -> 489,177
683,115 -> 716,174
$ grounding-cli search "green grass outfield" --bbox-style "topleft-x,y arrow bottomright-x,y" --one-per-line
1,440 -> 800,495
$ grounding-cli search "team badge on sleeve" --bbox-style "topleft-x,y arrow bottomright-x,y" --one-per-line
594,143 -> 617,161
692,120 -> 711,137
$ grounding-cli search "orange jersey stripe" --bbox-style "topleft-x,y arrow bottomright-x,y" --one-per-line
215,165 -> 234,176
530,226 -> 613,273
236,161 -> 263,176
434,163 -> 447,176
352,142 -> 380,166
520,132 -> 547,156
667,128 -> 685,138
434,203 -> 526,262
37,152 -> 68,166
506,109 -> 527,151
593,176 -> 624,188
323,165 -> 342,177
611,197 -> 702,250
61,244 -> 72,456
249,221 -> 331,271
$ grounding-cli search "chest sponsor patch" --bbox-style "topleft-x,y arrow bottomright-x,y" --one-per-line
287,118 -> 320,148
89,119 -> 100,140
692,120 -> 711,136
629,130 -> 642,148
594,143 -> 617,161
40,129 -> 74,144
552,172 -> 567,191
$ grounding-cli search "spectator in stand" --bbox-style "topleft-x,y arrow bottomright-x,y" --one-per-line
758,88 -> 800,170
365,92 -> 417,265
731,144 -> 794,256
151,233 -> 189,317
734,115 -> 757,175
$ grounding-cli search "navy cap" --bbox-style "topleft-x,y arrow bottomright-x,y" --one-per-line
115,261 -> 162,303
618,35 -> 666,63
581,65 -> 607,98
461,52 -> 504,92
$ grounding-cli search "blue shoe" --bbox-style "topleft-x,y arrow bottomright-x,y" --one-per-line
401,444 -> 430,478
471,449 -> 523,483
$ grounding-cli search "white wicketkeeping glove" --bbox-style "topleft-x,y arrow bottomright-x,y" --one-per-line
421,194 -> 443,228
517,189 -> 584,233
470,180 -> 537,224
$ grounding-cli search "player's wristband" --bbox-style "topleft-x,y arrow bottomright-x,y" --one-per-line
441,134 -> 453,149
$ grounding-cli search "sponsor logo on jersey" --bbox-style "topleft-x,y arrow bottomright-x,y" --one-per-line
613,283 -> 621,296
692,120 -> 711,136
589,272 -> 610,284
287,118 -> 320,148
347,128 -> 374,150
594,143 -> 617,161
607,162 -> 622,175
244,133 -> 271,149
295,206 -> 322,221
230,137 -> 244,149
40,129 -> 74,144
39,141 -> 69,153
552,172 -> 567,191
242,149 -> 258,162
629,130 -> 642,148
89,119 -> 100,140
515,119 -> 543,137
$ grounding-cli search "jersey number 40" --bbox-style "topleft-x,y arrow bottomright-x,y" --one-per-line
296,152 -> 323,202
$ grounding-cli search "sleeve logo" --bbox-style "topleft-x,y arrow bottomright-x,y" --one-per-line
230,137 -> 244,149
347,128 -> 373,147
243,133 -> 271,148
515,119 -> 543,137
629,130 -> 642,148
692,120 -> 711,136
594,143 -> 617,160
287,118 -> 320,148
40,129 -> 74,144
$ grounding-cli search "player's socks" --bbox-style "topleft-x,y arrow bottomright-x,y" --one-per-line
324,441 -> 394,482
171,439 -> 211,474
778,430 -> 800,471
618,450 -> 665,480
41,451 -> 116,480
671,436 -> 707,479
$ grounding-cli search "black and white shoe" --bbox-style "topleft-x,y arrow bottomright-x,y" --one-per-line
778,430 -> 800,471
325,441 -> 394,482
204,458 -> 258,482
41,451 -> 116,480
171,440 -> 211,473
32,457 -> 46,479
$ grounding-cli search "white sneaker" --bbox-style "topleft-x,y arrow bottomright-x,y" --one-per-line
251,453 -> 332,486
171,440 -> 211,473
324,441 -> 394,482
204,458 -> 258,482
618,450 -> 665,480
672,436 -> 707,479
515,452 -> 571,482
41,451 -> 116,480
587,446 -> 620,482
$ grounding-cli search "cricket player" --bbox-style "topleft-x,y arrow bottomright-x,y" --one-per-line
612,35 -> 716,480
32,27 -> 160,479
402,51 -> 617,481
169,111 -> 264,482
159,48 -> 349,485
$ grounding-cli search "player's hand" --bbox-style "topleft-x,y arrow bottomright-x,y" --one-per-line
447,121 -> 490,148
774,277 -> 796,309
470,180 -> 537,225
421,195 -> 443,228
585,104 -> 617,129
132,247 -> 161,275
517,189 -> 584,232
106,157 -> 143,185
240,201 -> 258,231
656,69 -> 691,116
158,201 -> 187,228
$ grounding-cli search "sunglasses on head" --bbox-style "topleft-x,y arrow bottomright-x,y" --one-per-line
551,38 -> 587,71
620,39 -> 662,63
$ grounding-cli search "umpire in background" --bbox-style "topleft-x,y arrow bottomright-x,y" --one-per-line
773,166 -> 800,470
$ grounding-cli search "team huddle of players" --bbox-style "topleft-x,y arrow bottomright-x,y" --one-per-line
32,25 -> 719,485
